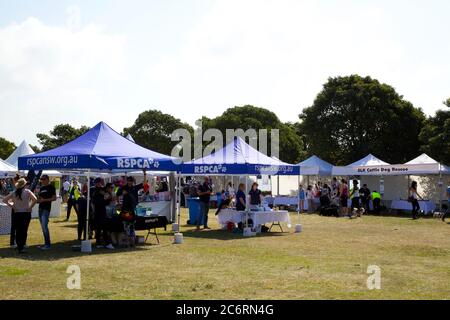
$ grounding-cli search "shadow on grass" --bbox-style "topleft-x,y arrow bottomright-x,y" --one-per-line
181,228 -> 290,241
0,236 -> 173,261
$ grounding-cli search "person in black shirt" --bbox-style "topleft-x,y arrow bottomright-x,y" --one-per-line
196,177 -> 212,231
92,178 -> 113,249
37,175 -> 56,250
117,173 -> 147,202
235,183 -> 246,211
248,182 -> 262,209
360,184 -> 371,213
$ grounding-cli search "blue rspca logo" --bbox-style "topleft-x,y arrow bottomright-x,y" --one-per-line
194,165 -> 227,174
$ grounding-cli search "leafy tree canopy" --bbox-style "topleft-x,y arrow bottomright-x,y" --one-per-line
298,75 -> 425,165
0,137 -> 16,160
37,124 -> 90,151
123,109 -> 194,156
201,105 -> 305,164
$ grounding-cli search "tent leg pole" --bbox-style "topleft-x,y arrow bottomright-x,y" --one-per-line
178,174 -> 182,227
81,169 -> 92,252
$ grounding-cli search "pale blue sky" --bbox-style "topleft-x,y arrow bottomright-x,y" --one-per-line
0,0 -> 449,146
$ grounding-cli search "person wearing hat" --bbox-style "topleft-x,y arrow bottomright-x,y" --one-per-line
36,175 -> 56,250
3,178 -> 37,254
66,178 -> 81,221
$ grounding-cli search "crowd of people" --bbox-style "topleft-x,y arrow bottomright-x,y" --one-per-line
1,173 -> 155,254
297,179 -> 384,218
185,177 -> 266,232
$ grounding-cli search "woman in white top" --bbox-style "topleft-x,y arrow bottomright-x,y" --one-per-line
3,178 -> 37,253
408,181 -> 423,220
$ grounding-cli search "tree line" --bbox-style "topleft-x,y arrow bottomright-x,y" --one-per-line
1,75 -> 448,165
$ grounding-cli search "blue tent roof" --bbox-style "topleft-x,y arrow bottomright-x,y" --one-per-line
298,155 -> 333,176
181,137 -> 299,175
18,122 -> 179,171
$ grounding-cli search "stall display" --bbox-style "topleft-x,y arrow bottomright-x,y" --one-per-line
217,208 -> 291,233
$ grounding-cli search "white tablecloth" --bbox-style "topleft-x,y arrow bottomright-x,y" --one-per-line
217,209 -> 291,227
0,203 -> 11,235
390,200 -> 436,214
273,196 -> 299,206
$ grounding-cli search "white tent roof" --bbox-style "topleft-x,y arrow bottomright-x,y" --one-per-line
0,158 -> 18,177
126,134 -> 135,143
406,154 -> 439,165
298,155 -> 333,176
6,140 -> 62,177
6,140 -> 34,167
349,154 -> 390,166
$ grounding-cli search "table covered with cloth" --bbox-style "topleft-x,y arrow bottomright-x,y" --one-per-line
217,209 -> 291,228
390,200 -> 436,214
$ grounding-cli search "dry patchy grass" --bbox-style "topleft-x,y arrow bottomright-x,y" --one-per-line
0,209 -> 449,300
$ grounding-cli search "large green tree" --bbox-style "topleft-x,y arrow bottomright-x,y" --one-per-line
298,75 -> 425,165
0,137 -> 16,160
419,99 -> 450,165
123,109 -> 194,155
37,124 -> 90,151
201,105 -> 305,164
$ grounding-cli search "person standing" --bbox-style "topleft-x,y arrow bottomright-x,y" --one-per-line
360,184 -> 371,213
409,181 -> 423,220
349,180 -> 360,216
332,177 -> 340,198
235,183 -> 246,211
248,182 -> 263,210
196,177 -> 212,231
66,178 -> 81,221
3,178 -> 37,254
306,185 -> 314,213
36,175 -> 56,250
9,174 -> 20,248
298,184 -> 306,213
62,179 -> 70,203
442,180 -> 450,222
339,179 -> 349,217
75,191 -> 88,241
92,178 -> 114,249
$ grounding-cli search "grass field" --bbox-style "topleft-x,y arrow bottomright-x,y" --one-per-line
0,209 -> 449,300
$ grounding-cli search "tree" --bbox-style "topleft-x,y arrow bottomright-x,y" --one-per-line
123,109 -> 194,155
419,99 -> 450,165
298,75 -> 425,165
37,124 -> 90,151
201,105 -> 305,163
29,145 -> 41,153
0,137 -> 16,160
444,98 -> 450,108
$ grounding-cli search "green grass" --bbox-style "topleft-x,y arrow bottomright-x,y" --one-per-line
0,209 -> 449,300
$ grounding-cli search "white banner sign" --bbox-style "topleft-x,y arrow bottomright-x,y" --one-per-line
333,163 -> 445,176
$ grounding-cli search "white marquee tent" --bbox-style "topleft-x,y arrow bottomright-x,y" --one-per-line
0,158 -> 18,177
6,140 -> 62,177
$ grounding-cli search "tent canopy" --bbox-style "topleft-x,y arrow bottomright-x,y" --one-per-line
404,154 -> 450,175
126,134 -> 135,143
349,154 -> 390,167
6,140 -> 62,177
298,155 -> 333,176
181,137 -> 299,175
6,140 -> 35,167
0,158 -> 18,177
406,153 -> 439,165
332,153 -> 450,176
18,122 -> 179,172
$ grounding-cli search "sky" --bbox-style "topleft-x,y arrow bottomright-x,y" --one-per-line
0,0 -> 449,147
